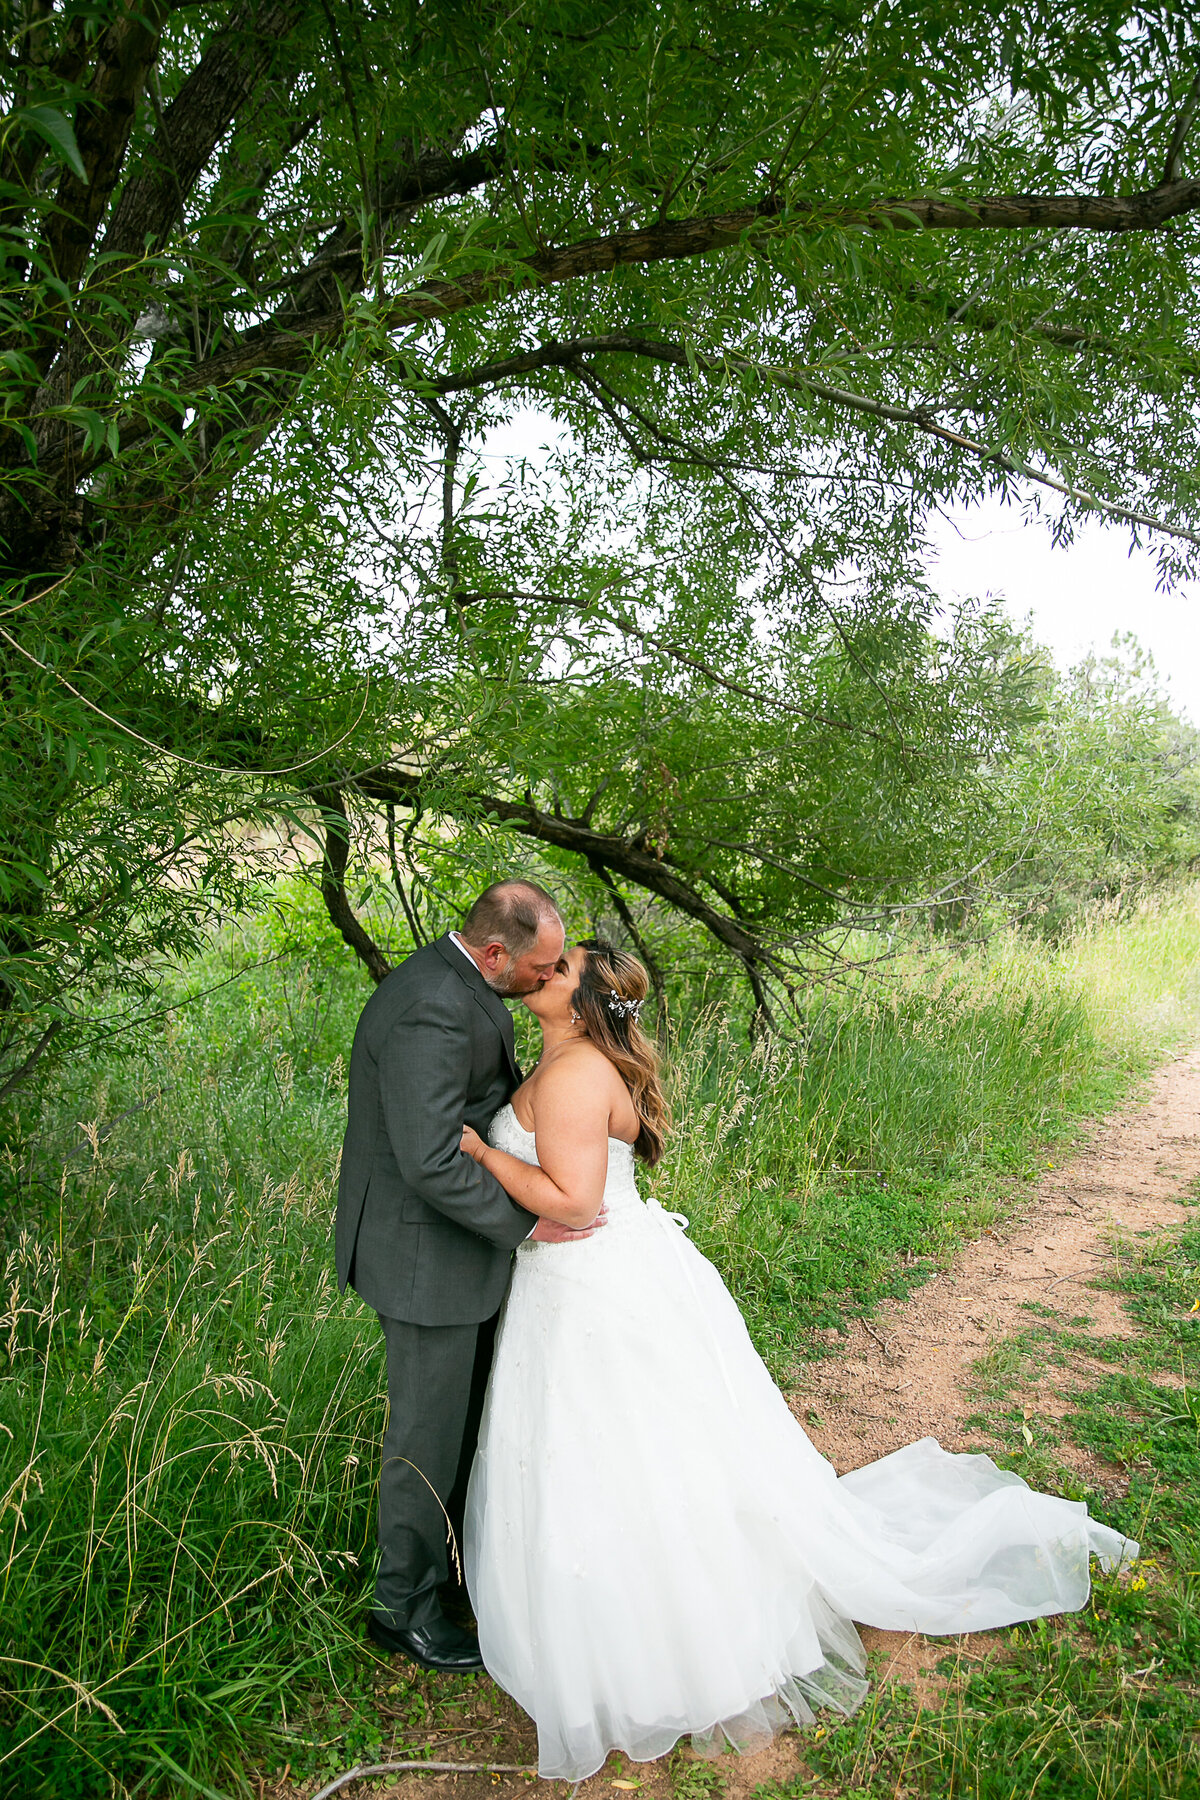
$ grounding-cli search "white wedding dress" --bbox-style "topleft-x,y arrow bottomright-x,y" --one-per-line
465,1105 -> 1134,1782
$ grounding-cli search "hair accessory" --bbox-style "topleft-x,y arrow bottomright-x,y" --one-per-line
607,989 -> 643,1020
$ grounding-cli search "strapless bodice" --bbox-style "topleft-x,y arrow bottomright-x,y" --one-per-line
488,1101 -> 645,1224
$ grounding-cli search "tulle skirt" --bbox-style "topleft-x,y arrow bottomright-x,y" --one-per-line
465,1198 -> 1134,1781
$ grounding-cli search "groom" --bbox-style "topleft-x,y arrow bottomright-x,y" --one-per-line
336,879 -> 600,1671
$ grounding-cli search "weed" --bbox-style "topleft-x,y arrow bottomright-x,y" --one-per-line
669,1747 -> 729,1800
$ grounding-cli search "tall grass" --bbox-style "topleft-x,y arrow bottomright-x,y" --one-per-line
1,924 -> 383,1796
0,1184 -> 385,1796
659,895 -> 1200,1360
3,887 -> 1200,1796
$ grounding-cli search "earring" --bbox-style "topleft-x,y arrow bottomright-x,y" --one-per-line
571,1010 -> 581,1025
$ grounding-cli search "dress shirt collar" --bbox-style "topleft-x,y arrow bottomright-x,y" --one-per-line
448,929 -> 481,971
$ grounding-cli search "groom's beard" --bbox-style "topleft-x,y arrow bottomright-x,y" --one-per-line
489,973 -> 540,998
486,960 -> 545,999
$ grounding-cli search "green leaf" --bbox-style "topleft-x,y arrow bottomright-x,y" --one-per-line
6,420 -> 38,462
0,347 -> 40,383
20,106 -> 87,183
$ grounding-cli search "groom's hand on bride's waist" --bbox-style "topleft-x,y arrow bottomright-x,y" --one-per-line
528,1205 -> 608,1244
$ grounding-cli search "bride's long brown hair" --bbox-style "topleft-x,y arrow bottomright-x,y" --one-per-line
573,939 -> 670,1165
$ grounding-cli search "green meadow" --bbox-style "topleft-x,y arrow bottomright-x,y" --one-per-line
3,887 -> 1200,1797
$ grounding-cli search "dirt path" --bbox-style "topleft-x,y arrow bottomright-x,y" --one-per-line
790,1044 -> 1200,1468
787,1042 -> 1200,1693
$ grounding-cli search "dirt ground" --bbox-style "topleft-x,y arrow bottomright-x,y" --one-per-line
789,1043 -> 1200,1693
789,1044 -> 1200,1465
283,1047 -> 1200,1800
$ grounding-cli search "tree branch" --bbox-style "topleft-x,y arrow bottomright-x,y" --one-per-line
314,787 -> 391,983
0,1018 -> 62,1103
350,766 -> 779,977
0,9 -> 90,238
587,857 -> 667,1015
903,285 -> 1200,377
456,587 -> 903,743
65,177 -> 1200,559
29,176 -> 1200,560
386,802 -> 429,946
434,332 -> 1200,551
41,4 -> 169,303
426,334 -> 687,395
738,952 -> 778,1036
421,395 -> 465,615
1160,70 -> 1200,187
130,177 -> 1200,399
100,3 -> 306,264
267,138 -> 509,321
786,370 -> 1200,547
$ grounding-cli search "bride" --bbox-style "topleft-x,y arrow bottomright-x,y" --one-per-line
458,939 -> 1134,1783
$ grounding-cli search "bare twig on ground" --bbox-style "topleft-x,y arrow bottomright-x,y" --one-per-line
309,1761 -> 535,1800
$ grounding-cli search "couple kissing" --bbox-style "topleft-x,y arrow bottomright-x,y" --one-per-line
335,880 -> 1134,1782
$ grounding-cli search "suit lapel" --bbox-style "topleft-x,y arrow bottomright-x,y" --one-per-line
433,935 -> 521,1083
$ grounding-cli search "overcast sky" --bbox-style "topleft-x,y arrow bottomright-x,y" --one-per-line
925,500 -> 1200,724
482,412 -> 1198,724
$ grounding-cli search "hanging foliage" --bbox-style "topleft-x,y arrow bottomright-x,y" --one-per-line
3,0 -> 1200,1081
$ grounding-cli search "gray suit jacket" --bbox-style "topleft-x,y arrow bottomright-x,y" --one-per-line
335,934 -> 534,1325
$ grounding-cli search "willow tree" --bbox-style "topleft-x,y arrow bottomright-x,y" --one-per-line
2,0 -> 1199,1084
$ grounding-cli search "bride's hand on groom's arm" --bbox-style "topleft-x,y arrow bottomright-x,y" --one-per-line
459,1074 -> 611,1233
458,1123 -> 605,1238
460,1124 -> 486,1162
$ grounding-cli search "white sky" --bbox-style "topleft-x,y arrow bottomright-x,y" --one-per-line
926,500 -> 1200,724
481,412 -> 1199,725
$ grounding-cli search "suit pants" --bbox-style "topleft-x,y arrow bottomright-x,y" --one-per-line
374,1308 -> 499,1628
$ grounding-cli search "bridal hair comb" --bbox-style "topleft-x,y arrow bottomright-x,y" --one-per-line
607,989 -> 643,1020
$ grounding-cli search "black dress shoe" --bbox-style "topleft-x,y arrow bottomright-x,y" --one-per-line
367,1609 -> 484,1671
437,1582 -> 477,1630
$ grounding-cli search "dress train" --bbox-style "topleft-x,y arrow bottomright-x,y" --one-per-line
466,1106 -> 1134,1781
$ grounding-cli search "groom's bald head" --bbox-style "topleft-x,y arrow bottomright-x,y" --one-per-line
461,880 -> 561,953
460,881 -> 565,995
